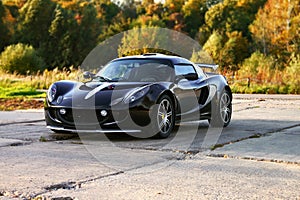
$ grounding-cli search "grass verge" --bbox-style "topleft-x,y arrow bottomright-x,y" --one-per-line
0,67 -> 81,110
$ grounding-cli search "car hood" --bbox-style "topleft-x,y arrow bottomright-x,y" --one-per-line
58,81 -> 151,108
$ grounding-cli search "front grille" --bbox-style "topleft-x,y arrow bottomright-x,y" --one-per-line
56,108 -> 109,125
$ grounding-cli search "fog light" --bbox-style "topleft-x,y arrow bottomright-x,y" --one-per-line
59,108 -> 66,115
100,110 -> 107,117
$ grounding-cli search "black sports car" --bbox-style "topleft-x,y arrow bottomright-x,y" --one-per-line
45,54 -> 232,138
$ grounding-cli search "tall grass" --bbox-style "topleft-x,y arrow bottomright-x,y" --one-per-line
225,68 -> 298,94
0,67 -> 82,98
226,52 -> 300,94
0,62 -> 299,98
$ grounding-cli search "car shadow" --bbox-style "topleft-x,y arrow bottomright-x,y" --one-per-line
48,119 -> 300,152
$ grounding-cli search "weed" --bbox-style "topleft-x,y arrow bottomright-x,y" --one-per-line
39,136 -> 47,142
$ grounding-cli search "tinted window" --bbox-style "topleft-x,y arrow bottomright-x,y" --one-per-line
174,64 -> 197,76
97,59 -> 174,82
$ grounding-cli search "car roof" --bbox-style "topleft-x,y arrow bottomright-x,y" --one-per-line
111,53 -> 195,65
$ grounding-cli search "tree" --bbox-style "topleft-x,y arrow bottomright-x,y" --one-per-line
16,0 -> 56,48
182,0 -> 207,38
250,0 -> 299,63
0,1 -> 10,51
203,30 -> 249,72
98,16 -> 131,43
131,14 -> 165,27
198,25 -> 212,46
238,51 -> 276,83
96,1 -> 131,42
203,0 -> 266,37
203,31 -> 224,65
225,0 -> 266,38
190,49 -> 214,63
283,53 -> 300,93
164,0 -> 185,13
289,14 -> 300,54
45,5 -> 74,69
136,0 -> 164,18
118,27 -> 200,59
118,27 -> 170,56
77,2 -> 99,59
204,2 -> 227,33
98,1 -> 121,25
220,31 -> 249,72
19,1 -> 100,69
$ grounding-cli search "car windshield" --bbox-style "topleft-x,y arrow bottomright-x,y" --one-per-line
95,59 -> 174,82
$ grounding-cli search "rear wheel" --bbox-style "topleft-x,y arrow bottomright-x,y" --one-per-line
210,90 -> 232,127
153,95 -> 175,138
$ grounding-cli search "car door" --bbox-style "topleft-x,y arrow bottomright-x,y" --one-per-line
173,64 -> 208,121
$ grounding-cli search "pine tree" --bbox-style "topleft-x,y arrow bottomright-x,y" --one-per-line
0,1 -> 10,51
16,0 -> 56,48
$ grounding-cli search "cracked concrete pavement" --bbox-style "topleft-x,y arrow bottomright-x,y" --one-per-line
0,94 -> 299,199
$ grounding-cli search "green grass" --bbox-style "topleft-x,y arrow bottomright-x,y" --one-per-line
0,80 -> 46,99
0,86 -> 46,98
0,67 -> 81,99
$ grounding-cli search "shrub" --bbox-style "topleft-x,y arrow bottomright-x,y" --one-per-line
0,43 -> 45,74
238,51 -> 276,83
283,54 -> 300,94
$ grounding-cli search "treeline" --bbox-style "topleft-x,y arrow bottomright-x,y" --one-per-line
0,0 -> 299,92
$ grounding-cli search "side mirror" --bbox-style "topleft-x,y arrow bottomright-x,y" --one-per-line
175,73 -> 198,83
83,71 -> 95,79
184,73 -> 198,80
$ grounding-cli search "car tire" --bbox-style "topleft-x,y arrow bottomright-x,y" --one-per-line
152,95 -> 175,138
210,90 -> 232,127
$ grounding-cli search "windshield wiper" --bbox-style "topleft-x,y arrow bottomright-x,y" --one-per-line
93,76 -> 113,82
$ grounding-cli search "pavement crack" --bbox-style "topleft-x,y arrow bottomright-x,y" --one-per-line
210,123 -> 300,151
119,145 -> 201,156
9,141 -> 32,147
0,137 -> 32,148
34,154 -> 192,198
0,119 -> 45,126
210,134 -> 262,150
30,171 -> 125,199
267,123 -> 300,134
44,182 -> 77,191
234,106 -> 261,112
74,171 -> 124,186
207,153 -> 300,166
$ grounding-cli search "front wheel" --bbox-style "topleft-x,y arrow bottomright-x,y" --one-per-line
153,95 -> 175,138
210,90 -> 232,127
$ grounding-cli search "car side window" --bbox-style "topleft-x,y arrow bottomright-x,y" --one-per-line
174,64 -> 197,77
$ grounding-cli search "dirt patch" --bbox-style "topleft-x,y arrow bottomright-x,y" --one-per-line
0,98 -> 44,111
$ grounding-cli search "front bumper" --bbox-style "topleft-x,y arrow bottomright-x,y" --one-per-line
45,105 -> 151,133
47,125 -> 141,133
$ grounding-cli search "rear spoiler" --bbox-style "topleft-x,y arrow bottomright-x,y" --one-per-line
196,63 -> 219,71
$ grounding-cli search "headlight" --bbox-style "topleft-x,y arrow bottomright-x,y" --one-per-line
124,86 -> 150,103
47,84 -> 57,102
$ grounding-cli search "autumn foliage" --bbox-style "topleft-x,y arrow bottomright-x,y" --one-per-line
0,0 -> 299,93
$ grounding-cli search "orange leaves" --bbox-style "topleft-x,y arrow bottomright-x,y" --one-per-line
250,0 -> 299,56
